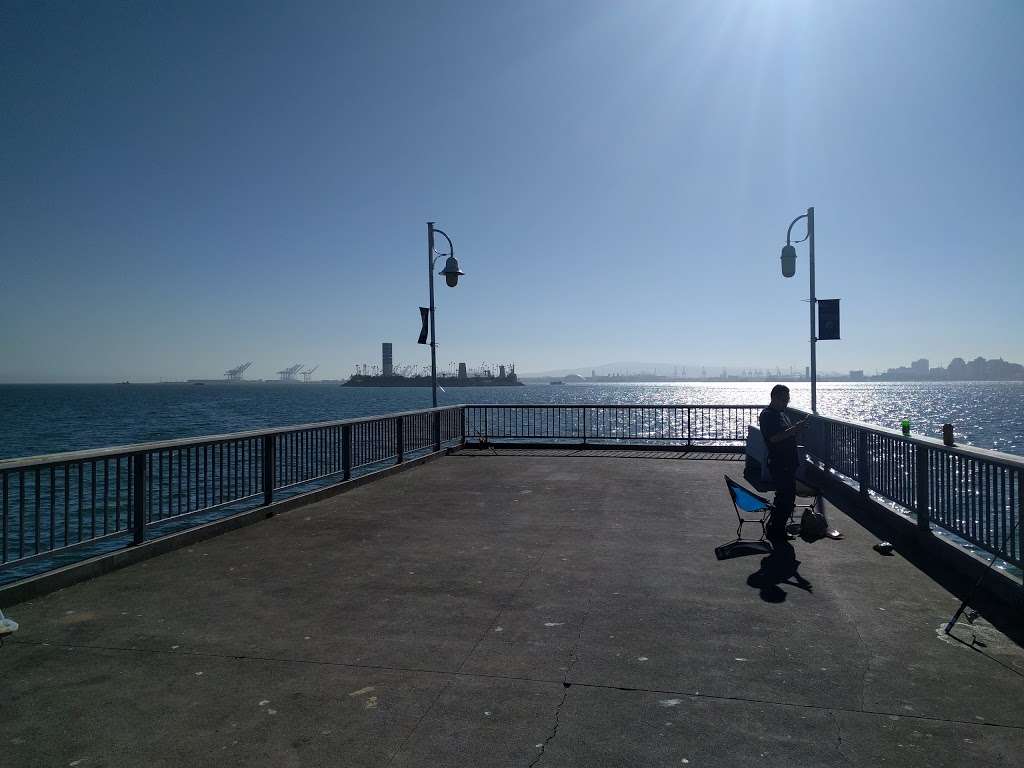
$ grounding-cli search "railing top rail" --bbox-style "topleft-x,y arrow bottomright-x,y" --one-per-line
789,407 -> 1024,470
467,403 -> 766,409
0,405 -> 464,472
5,401 -> 1021,473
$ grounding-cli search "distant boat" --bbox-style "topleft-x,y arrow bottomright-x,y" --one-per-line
549,380 -> 564,385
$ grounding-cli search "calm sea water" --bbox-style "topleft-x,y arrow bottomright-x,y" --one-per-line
1,381 -> 1022,460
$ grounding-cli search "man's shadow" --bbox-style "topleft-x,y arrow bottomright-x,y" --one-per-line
747,539 -> 813,602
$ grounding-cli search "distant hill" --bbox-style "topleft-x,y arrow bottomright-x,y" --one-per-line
523,361 -> 705,378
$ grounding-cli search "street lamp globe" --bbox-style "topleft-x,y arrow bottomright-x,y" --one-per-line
780,244 -> 797,278
440,255 -> 465,287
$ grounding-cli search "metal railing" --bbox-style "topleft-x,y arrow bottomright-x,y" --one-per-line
3,401 -> 1020,579
465,405 -> 762,445
796,410 -> 1023,569
0,406 -> 463,572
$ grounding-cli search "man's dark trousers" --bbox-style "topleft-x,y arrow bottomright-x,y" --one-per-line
768,461 -> 796,537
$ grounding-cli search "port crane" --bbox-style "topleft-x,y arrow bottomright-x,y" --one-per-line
277,363 -> 303,382
224,362 -> 253,381
300,365 -> 319,383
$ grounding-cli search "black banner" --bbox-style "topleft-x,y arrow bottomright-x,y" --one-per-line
818,299 -> 840,341
417,307 -> 429,344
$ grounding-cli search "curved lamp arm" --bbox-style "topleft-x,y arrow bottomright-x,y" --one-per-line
786,213 -> 810,246
432,227 -> 454,266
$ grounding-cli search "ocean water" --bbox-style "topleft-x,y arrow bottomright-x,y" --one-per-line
1,380 -> 1022,461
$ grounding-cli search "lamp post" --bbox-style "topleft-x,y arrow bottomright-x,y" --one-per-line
780,206 -> 817,413
427,222 -> 465,408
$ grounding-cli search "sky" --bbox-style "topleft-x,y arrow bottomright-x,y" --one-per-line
1,0 -> 1022,382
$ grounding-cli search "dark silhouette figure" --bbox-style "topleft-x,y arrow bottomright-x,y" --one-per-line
759,384 -> 809,539
747,539 -> 812,602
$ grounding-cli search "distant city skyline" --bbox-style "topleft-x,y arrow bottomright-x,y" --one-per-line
2,2 -> 1022,383
3,352 -> 1019,385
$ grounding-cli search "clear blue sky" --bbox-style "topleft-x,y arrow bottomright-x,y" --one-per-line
2,0 -> 1021,382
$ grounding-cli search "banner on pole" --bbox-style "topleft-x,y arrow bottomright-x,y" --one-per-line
818,299 -> 840,340
417,307 -> 429,344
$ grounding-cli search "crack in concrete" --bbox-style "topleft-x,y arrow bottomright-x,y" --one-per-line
532,606 -> 589,768
383,676 -> 455,767
530,608 -> 589,767
385,526 -> 569,766
528,686 -> 569,768
828,709 -> 853,765
857,652 -> 872,712
13,637 -> 1024,731
457,525 -> 567,676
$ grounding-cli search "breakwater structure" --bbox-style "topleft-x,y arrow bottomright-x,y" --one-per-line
344,361 -> 524,387
1,404 -> 1022,766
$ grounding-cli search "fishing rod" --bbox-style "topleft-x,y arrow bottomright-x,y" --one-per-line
944,518 -> 1021,635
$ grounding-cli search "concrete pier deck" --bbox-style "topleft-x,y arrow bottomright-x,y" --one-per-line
2,450 -> 1023,766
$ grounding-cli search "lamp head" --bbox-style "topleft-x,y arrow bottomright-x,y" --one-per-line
439,255 -> 465,287
780,244 -> 797,278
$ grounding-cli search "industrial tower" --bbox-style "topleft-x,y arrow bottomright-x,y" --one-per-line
276,363 -> 303,382
224,362 -> 253,381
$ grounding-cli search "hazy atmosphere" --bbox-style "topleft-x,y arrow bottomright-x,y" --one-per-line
2,0 -> 1022,382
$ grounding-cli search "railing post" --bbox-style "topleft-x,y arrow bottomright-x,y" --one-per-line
396,417 -> 404,464
461,407 -> 467,446
132,452 -> 146,545
686,407 -> 692,447
915,443 -> 930,532
858,430 -> 870,498
582,407 -> 587,444
262,434 -> 275,506
432,410 -> 441,452
342,424 -> 352,481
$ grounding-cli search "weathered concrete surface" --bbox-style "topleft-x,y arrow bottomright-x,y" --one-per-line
2,451 -> 1022,767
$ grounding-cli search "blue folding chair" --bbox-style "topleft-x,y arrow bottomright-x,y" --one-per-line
724,474 -> 773,543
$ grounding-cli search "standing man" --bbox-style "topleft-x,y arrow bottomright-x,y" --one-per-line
759,385 -> 809,540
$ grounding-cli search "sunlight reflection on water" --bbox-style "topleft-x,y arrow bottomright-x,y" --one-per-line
0,381 -> 1021,459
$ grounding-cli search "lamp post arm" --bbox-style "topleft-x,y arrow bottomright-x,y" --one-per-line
431,227 -> 454,266
786,213 -> 810,246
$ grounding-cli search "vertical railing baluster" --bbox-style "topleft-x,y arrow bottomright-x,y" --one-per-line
858,430 -> 870,498
18,470 -> 25,559
1,471 -> 8,563
342,424 -> 352,480
262,434 -> 275,506
34,467 -> 41,554
1015,469 -> 1021,562
115,458 -> 122,531
102,458 -> 109,535
62,466 -> 69,548
50,464 -> 56,550
133,452 -> 146,545
915,444 -> 930,532
76,463 -> 83,543
202,445 -> 208,509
